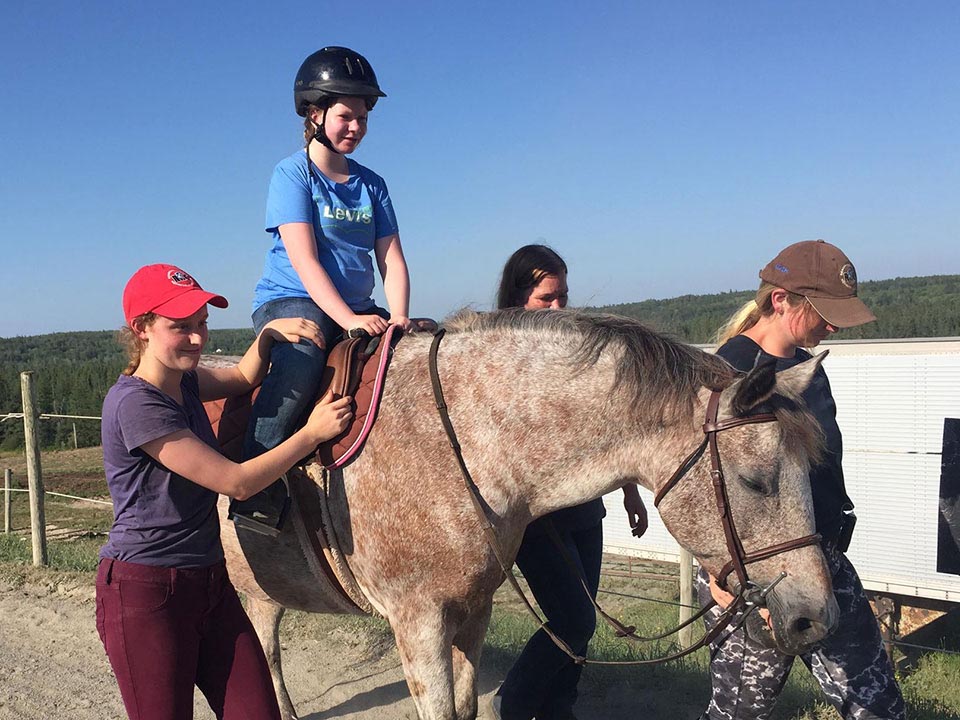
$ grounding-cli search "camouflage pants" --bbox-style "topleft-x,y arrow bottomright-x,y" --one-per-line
696,544 -> 905,720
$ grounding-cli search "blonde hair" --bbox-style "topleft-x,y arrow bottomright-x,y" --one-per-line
714,282 -> 818,345
117,313 -> 156,376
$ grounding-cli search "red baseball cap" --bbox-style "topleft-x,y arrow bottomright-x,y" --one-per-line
122,264 -> 228,324
759,240 -> 876,328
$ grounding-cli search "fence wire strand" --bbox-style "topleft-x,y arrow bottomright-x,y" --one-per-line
593,574 -> 960,659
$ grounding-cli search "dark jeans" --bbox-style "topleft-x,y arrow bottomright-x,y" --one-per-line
95,558 -> 280,720
499,520 -> 603,720
242,297 -> 390,460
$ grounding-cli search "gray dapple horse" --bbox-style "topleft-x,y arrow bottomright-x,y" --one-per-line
221,309 -> 838,720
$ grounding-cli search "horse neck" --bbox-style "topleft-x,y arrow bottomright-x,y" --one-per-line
424,332 -> 708,523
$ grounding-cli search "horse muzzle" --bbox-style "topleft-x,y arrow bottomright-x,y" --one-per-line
765,587 -> 840,655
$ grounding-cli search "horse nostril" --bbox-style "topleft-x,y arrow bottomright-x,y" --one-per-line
791,616 -> 832,647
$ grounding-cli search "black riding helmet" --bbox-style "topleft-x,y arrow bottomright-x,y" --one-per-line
294,46 -> 386,117
295,46 -> 385,155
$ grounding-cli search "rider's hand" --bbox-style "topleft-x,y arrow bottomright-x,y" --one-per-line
304,393 -> 353,443
346,314 -> 390,336
389,315 -> 417,332
623,484 -> 648,538
261,317 -> 324,348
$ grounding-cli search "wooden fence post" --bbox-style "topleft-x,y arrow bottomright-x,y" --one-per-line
678,548 -> 694,648
3,469 -> 11,534
20,372 -> 48,566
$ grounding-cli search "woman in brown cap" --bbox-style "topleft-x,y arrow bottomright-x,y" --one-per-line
697,240 -> 904,720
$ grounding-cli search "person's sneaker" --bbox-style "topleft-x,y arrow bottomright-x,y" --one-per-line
228,477 -> 290,537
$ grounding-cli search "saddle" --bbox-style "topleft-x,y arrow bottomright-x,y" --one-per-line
205,323 -> 402,467
203,325 -> 402,616
317,324 -> 403,467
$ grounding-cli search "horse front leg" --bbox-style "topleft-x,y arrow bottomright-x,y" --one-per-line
246,597 -> 297,720
391,604 -> 457,720
451,599 -> 493,720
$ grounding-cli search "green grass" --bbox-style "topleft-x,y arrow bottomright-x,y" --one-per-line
482,572 -> 960,720
0,532 -> 103,572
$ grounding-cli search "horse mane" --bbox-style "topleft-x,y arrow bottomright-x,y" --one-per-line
443,308 -> 737,424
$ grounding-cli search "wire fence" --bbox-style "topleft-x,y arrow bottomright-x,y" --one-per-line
3,379 -> 958,661
3,486 -> 111,507
592,582 -> 960,659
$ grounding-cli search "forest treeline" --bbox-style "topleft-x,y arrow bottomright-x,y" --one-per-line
0,329 -> 253,452
1,274 -> 957,451
589,274 -> 960,343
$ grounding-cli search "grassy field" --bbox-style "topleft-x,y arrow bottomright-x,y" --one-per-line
1,448 -> 958,719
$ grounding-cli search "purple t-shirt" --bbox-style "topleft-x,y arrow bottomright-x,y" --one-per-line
99,372 -> 224,568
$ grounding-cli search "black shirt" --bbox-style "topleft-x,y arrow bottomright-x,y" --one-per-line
717,335 -> 852,542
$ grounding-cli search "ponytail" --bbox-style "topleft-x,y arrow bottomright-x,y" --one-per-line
714,283 -> 808,345
117,313 -> 156,375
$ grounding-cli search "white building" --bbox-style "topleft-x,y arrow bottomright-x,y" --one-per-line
602,337 -> 960,605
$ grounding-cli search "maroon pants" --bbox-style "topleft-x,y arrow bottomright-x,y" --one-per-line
95,558 -> 281,720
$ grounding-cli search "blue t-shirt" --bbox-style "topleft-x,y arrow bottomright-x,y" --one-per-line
99,372 -> 224,568
252,150 -> 400,313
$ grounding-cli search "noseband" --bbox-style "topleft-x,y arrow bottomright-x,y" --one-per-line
654,389 -> 821,595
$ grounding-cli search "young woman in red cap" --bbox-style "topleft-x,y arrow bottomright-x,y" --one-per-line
231,46 -> 434,535
97,263 -> 353,720
696,241 -> 904,720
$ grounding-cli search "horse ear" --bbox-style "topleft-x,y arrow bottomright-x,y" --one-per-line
730,358 -> 778,415
773,350 -> 828,400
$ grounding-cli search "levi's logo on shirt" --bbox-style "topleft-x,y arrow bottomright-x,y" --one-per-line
323,205 -> 373,224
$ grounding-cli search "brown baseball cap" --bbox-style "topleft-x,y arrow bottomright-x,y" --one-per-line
759,240 -> 876,328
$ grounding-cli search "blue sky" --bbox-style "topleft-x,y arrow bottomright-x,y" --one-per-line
1,1 -> 958,336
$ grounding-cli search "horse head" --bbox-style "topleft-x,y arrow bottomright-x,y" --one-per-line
655,353 -> 839,655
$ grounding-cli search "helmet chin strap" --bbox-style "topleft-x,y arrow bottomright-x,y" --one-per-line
312,108 -> 342,155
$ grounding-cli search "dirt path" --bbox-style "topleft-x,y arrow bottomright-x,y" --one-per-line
0,573 -> 504,720
0,570 -> 688,720
0,573 -> 426,720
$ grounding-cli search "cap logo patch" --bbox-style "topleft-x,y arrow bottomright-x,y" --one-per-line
839,263 -> 857,289
773,263 -> 789,273
167,269 -> 196,287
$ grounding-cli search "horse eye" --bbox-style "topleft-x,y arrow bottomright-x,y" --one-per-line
741,476 -> 771,495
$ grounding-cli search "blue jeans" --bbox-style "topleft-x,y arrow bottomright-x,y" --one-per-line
242,297 -> 388,461
499,519 -> 603,720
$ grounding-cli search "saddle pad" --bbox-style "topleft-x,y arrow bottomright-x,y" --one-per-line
205,390 -> 254,463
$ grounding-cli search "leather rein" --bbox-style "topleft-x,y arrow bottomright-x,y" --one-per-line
427,329 -> 820,665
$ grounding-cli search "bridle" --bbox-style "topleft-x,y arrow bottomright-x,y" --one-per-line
653,389 -> 822,597
427,329 -> 821,665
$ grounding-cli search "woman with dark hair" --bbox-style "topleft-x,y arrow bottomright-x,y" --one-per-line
697,240 -> 904,720
489,244 -> 648,720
